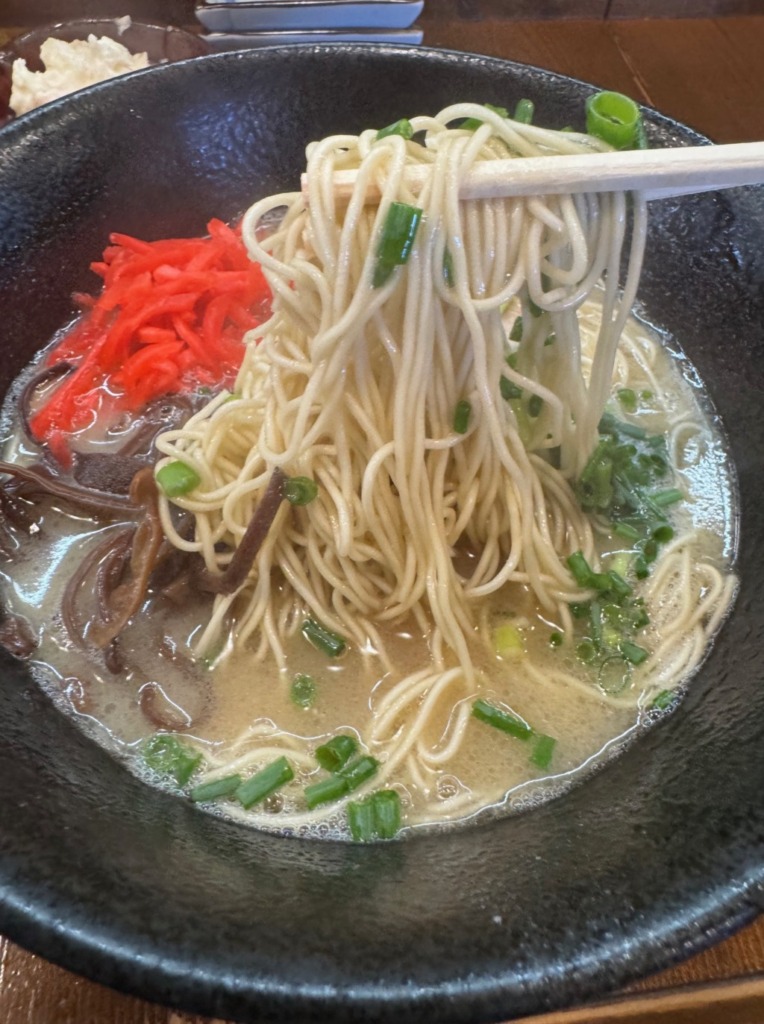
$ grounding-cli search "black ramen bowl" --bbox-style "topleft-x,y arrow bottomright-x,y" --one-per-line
1,45 -> 763,1024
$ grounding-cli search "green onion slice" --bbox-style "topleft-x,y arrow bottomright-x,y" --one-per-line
236,756 -> 294,809
348,789 -> 402,842
305,774 -> 350,810
513,98 -> 535,124
339,754 -> 380,789
315,734 -> 358,773
371,790 -> 402,839
500,375 -> 523,401
617,387 -> 638,412
531,734 -> 556,770
453,399 -> 471,434
586,91 -> 644,150
347,796 -> 376,841
373,202 -> 423,288
156,460 -> 201,498
283,475 -> 319,506
620,640 -> 649,666
472,698 -> 532,741
190,774 -> 242,803
291,673 -> 316,709
375,118 -> 414,141
301,618 -> 347,657
651,689 -> 676,710
143,734 -> 202,786
442,246 -> 455,288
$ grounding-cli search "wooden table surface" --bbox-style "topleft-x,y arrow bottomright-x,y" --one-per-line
2,9 -> 764,1023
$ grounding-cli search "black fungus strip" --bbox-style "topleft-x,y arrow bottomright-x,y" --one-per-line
73,453 -> 149,497
61,528 -> 134,647
103,638 -> 126,675
199,468 -> 287,596
0,613 -> 37,659
119,392 -> 201,457
0,488 -> 36,530
0,460 -> 135,516
87,468 -> 164,649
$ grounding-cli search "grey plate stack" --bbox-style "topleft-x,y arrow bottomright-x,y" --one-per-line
196,0 -> 424,49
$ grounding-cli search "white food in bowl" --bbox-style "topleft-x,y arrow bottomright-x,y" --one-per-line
9,34 -> 148,115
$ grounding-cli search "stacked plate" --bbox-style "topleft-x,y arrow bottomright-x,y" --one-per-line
195,0 -> 424,49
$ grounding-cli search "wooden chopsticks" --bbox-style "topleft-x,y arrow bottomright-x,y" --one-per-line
302,140 -> 764,204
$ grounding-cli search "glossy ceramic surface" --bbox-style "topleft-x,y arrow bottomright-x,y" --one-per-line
0,45 -> 763,1024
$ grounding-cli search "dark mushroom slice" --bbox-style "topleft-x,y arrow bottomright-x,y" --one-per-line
198,467 -> 287,596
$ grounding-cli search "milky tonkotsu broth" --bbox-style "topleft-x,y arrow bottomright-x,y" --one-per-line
0,302 -> 737,838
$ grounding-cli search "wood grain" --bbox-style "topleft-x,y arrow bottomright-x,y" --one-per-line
2,12 -> 764,1024
608,0 -> 764,19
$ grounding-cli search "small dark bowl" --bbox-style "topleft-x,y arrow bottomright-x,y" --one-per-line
0,19 -> 209,125
0,46 -> 763,1024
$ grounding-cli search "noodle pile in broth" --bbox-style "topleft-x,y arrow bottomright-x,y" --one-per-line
0,101 -> 737,838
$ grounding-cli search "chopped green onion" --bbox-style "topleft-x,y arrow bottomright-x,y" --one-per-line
617,388 -> 638,412
634,554 -> 649,580
347,796 -> 376,841
620,640 -> 649,665
509,315 -> 524,342
143,734 -> 202,786
453,399 -> 472,434
347,789 -> 402,841
462,103 -> 509,131
531,734 -> 556,770
588,600 -> 603,647
156,460 -> 200,498
304,773 -> 350,810
304,755 -> 380,810
301,618 -> 347,657
339,754 -> 380,789
544,333 -> 557,347
576,639 -> 597,663
283,476 -> 319,506
528,394 -> 543,418
315,734 -> 357,773
570,601 -> 590,619
641,390 -> 654,401
652,523 -> 674,543
549,631 -> 564,647
373,202 -> 423,287
606,570 -> 632,601
375,118 -> 414,141
651,488 -> 683,508
651,688 -> 676,710
190,774 -> 242,803
613,522 -> 640,542
493,622 -> 524,659
566,551 -> 612,591
291,673 -> 316,709
442,246 -> 455,288
599,411 -> 647,439
472,698 -> 532,741
513,98 -> 535,124
586,91 -> 643,150
236,756 -> 294,809
500,375 -> 523,401
372,789 -> 401,839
